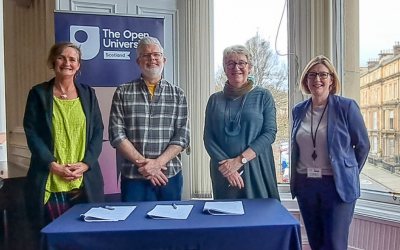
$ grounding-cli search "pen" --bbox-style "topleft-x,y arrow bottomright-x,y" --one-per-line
172,203 -> 178,209
104,206 -> 115,210
228,170 -> 244,187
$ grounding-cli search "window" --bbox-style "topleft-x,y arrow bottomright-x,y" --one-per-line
389,110 -> 394,129
373,112 -> 378,129
385,86 -> 388,100
373,137 -> 378,153
377,88 -> 381,103
389,139 -> 395,156
392,84 -> 394,99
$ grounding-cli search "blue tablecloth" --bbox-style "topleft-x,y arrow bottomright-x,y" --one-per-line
41,199 -> 301,250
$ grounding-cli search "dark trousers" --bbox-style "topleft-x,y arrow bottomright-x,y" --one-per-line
121,171 -> 183,202
296,174 -> 356,250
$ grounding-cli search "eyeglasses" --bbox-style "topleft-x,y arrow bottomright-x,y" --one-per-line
226,61 -> 248,70
307,72 -> 331,79
140,52 -> 163,60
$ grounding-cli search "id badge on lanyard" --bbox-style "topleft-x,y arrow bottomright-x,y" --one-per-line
307,167 -> 322,178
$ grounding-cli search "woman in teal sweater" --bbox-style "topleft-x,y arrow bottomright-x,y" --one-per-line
204,45 -> 279,200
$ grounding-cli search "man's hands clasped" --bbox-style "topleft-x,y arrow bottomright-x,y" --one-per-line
137,159 -> 169,187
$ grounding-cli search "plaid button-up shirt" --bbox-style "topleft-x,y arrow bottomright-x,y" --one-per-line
109,77 -> 190,179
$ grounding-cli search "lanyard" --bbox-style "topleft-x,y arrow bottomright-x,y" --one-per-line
310,103 -> 328,161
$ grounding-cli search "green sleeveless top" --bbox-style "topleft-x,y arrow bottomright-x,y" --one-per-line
44,97 -> 86,204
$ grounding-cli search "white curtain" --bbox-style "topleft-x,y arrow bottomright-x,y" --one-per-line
179,0 -> 214,198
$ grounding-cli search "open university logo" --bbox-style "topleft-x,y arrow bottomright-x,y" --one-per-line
70,25 -> 100,60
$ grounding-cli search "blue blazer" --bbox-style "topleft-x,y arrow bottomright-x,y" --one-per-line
290,94 -> 370,202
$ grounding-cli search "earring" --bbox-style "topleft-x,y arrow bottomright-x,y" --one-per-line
74,70 -> 82,79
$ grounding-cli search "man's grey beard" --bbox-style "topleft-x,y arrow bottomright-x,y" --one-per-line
142,66 -> 163,78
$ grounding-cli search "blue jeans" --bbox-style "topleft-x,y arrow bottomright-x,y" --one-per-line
121,171 -> 183,202
296,174 -> 356,250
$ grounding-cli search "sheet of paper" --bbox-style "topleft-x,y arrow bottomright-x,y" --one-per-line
147,205 -> 193,219
203,201 -> 244,215
81,206 -> 136,222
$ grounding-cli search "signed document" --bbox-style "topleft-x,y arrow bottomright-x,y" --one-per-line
147,205 -> 194,219
80,206 -> 136,222
203,201 -> 244,215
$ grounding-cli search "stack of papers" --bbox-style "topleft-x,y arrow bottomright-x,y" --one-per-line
147,204 -> 193,219
80,206 -> 136,222
203,201 -> 244,215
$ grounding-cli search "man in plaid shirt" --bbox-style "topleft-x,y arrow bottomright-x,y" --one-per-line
109,37 -> 190,201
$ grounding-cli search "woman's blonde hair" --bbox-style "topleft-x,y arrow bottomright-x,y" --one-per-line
299,55 -> 341,95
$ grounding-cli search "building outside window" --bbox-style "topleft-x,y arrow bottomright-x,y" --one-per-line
360,0 -> 400,212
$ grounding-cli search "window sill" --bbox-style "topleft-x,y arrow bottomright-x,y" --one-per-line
279,186 -> 400,225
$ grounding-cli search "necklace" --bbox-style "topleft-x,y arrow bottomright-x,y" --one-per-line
224,93 -> 248,136
54,85 -> 74,99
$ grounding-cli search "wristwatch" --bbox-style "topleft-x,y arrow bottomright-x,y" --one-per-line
240,154 -> 248,164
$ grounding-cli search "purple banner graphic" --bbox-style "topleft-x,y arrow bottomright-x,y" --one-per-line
55,12 -> 164,87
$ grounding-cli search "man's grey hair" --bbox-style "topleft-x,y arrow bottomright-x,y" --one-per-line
222,45 -> 253,70
136,37 -> 164,57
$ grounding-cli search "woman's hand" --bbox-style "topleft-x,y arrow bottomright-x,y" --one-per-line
227,171 -> 244,189
49,162 -> 89,182
49,161 -> 78,181
218,157 -> 242,177
64,162 -> 89,181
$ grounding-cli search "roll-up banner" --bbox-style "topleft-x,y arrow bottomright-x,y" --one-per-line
54,12 -> 164,87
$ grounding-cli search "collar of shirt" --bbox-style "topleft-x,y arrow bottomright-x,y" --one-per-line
140,75 -> 166,88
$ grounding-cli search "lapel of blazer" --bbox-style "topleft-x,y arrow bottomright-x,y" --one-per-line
327,94 -> 338,151
75,83 -> 90,147
76,83 -> 89,117
293,98 -> 311,136
291,98 -> 311,183
44,79 -> 54,134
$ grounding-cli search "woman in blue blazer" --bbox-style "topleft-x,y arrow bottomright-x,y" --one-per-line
290,55 -> 369,250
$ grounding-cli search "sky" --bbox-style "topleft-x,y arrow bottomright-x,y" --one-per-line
213,0 -> 287,70
359,0 -> 400,66
214,0 -> 400,69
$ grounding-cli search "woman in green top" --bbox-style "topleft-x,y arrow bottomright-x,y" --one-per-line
23,42 -> 104,235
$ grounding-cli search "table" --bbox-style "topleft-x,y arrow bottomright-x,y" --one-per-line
41,199 -> 301,250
